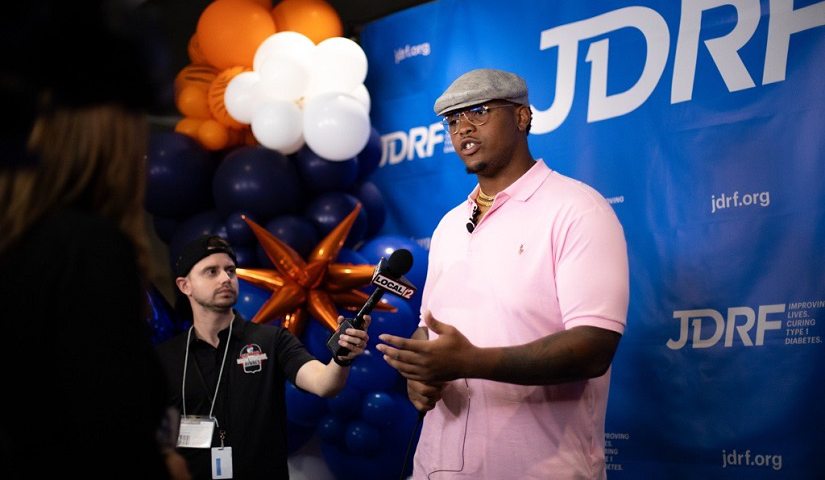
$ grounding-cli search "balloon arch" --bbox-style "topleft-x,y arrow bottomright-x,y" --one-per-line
145,1 -> 428,477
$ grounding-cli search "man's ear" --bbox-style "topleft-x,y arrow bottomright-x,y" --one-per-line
516,105 -> 532,131
175,277 -> 191,296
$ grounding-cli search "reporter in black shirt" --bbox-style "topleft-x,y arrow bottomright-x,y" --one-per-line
158,235 -> 370,478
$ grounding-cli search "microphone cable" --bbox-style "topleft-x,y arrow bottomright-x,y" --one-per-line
399,411 -> 426,480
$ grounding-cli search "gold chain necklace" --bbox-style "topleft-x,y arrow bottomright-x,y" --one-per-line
476,189 -> 495,207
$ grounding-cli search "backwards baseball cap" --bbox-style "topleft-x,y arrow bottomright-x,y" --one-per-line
173,235 -> 237,278
433,68 -> 529,116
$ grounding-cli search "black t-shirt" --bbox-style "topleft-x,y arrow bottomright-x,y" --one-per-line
157,314 -> 314,479
0,209 -> 169,479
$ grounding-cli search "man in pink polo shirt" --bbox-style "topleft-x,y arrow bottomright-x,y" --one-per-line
377,68 -> 629,479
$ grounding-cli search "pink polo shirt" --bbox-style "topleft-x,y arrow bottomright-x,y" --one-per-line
415,159 -> 629,479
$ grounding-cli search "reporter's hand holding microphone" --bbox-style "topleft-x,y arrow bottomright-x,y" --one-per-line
330,314 -> 371,366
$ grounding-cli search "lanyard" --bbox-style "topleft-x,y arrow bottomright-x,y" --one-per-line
181,317 -> 234,421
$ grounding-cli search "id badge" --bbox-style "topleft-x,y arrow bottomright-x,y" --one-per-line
211,446 -> 233,479
177,415 -> 216,448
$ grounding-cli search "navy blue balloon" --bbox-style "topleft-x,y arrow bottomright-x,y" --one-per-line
235,279 -> 270,322
321,443 -> 400,480
213,146 -> 303,218
146,283 -> 186,345
151,215 -> 180,244
296,146 -> 359,194
322,392 -> 421,480
300,318 -> 334,365
317,414 -> 346,445
304,192 -> 367,248
355,127 -> 382,182
257,215 -> 319,266
351,181 -> 386,239
361,392 -> 397,429
388,391 -> 420,426
168,210 -> 227,267
327,384 -> 362,420
366,294 -> 417,348
285,381 -> 328,427
334,248 -> 369,265
231,246 -> 259,268
145,132 -> 215,218
224,211 -> 258,247
345,420 -> 381,455
348,348 -> 399,393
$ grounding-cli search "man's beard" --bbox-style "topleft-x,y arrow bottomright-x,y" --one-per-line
465,161 -> 488,174
195,289 -> 237,312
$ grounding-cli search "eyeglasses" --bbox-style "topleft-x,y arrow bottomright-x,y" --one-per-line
440,104 -> 516,134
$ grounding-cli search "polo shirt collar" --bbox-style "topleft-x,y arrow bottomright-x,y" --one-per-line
466,158 -> 551,209
188,311 -> 246,346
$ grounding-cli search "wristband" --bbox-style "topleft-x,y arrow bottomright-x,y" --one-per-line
333,356 -> 352,367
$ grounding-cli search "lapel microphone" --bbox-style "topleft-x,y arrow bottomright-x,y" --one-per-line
466,204 -> 478,233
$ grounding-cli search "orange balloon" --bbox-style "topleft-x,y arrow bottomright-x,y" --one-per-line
271,0 -> 342,44
174,117 -> 204,138
208,66 -> 250,129
237,206 -> 370,333
187,34 -> 209,65
246,0 -> 272,8
196,0 -> 277,70
174,64 -> 218,100
176,85 -> 211,119
197,119 -> 230,151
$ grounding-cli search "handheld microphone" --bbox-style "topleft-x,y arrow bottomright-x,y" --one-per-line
326,249 -> 416,358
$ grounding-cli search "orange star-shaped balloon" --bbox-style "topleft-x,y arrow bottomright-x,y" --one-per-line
237,204 -> 396,336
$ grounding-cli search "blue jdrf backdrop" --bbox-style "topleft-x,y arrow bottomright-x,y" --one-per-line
361,0 -> 825,477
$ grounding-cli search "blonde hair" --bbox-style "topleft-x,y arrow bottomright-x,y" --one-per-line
0,103 -> 151,275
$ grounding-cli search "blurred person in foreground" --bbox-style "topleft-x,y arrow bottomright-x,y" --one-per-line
0,1 -> 187,478
377,68 -> 629,479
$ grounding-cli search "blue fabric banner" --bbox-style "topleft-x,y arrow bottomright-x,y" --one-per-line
361,0 -> 825,477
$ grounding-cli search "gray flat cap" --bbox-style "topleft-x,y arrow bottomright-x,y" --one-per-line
434,68 -> 529,116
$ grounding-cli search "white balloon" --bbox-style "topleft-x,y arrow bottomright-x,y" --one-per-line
224,71 -> 261,124
258,54 -> 310,102
280,133 -> 305,155
303,92 -> 370,161
349,84 -> 370,114
254,31 -> 316,73
251,100 -> 303,151
306,37 -> 368,98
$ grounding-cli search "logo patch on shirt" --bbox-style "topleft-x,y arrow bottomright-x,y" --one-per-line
518,243 -> 525,255
236,344 -> 267,373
